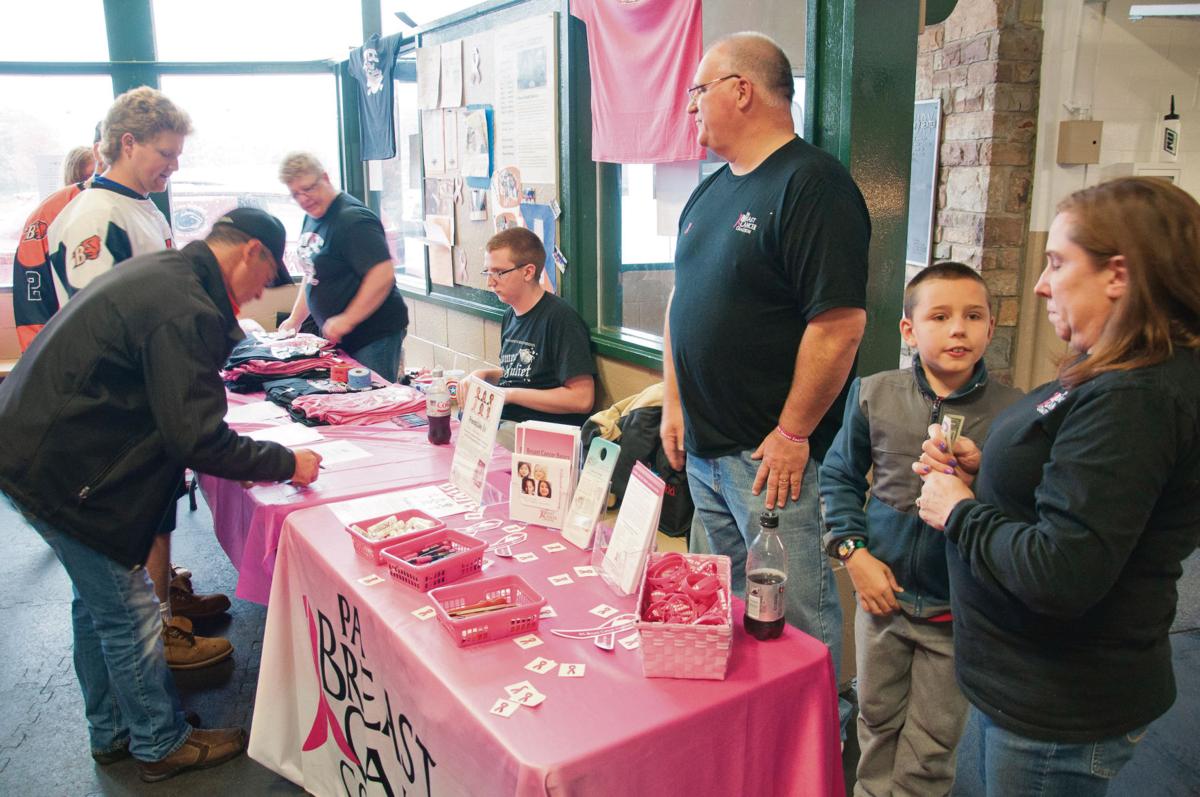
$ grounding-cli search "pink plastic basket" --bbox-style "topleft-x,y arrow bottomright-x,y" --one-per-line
380,528 -> 486,592
429,574 -> 546,647
345,510 -> 445,565
636,553 -> 733,680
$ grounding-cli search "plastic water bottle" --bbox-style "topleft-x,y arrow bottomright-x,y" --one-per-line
426,368 -> 451,445
744,510 -> 787,640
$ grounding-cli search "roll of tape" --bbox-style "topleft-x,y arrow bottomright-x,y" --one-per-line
330,364 -> 350,383
348,367 -> 372,390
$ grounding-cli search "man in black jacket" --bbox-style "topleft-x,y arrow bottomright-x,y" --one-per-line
0,208 -> 322,782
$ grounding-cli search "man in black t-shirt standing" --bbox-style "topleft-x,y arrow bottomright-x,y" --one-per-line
468,227 -> 595,441
662,33 -> 870,736
278,152 -> 408,381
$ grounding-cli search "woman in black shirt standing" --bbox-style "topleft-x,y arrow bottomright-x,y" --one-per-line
915,177 -> 1200,795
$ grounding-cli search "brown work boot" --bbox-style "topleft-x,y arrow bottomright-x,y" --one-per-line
169,581 -> 231,620
136,727 -> 247,782
162,617 -> 234,670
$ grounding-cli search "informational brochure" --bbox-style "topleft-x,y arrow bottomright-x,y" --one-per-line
328,483 -> 474,526
510,453 -> 570,529
562,438 -> 620,550
450,378 -> 505,504
600,461 -> 664,595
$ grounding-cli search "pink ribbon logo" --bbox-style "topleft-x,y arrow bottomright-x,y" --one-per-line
300,595 -> 360,765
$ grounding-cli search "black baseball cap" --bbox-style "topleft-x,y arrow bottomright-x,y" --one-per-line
213,208 -> 292,287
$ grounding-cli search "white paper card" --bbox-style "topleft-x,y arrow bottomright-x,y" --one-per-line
525,656 -> 557,674
589,604 -> 618,618
548,574 -> 574,586
514,552 -> 538,563
224,401 -> 288,424
558,663 -> 585,678
247,424 -> 324,447
489,698 -> 519,718
539,605 -> 557,618
542,543 -> 567,553
357,574 -> 385,586
411,606 -> 437,621
573,566 -> 598,578
450,378 -> 505,504
618,633 -> 641,650
513,634 -> 543,649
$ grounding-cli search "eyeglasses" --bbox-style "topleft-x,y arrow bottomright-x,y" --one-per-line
686,74 -> 740,103
480,265 -> 525,280
290,178 -> 324,200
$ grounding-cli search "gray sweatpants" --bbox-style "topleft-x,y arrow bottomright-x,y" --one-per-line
854,604 -> 967,797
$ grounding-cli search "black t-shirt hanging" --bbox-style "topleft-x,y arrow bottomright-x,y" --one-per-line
350,33 -> 403,160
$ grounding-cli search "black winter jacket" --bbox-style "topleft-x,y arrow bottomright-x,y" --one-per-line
0,241 -> 295,567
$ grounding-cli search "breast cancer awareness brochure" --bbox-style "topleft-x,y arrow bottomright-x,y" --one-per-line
450,378 -> 505,505
601,461 -> 665,596
562,438 -> 620,550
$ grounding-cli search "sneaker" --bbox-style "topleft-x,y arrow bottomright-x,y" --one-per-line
169,582 -> 231,620
136,727 -> 247,783
162,617 -> 234,670
91,711 -> 203,765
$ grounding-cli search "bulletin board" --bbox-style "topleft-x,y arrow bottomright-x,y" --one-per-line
413,0 -> 565,315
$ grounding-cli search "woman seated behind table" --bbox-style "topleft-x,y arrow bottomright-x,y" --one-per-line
914,176 -> 1200,796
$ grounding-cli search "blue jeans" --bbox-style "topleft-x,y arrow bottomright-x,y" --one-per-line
8,497 -> 191,761
953,705 -> 1147,797
686,451 -> 850,735
347,329 -> 406,383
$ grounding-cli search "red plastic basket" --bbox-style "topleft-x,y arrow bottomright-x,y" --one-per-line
636,553 -> 733,680
380,528 -> 486,592
345,510 -> 444,565
429,574 -> 546,647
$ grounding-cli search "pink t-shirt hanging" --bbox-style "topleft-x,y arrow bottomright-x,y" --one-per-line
571,0 -> 705,164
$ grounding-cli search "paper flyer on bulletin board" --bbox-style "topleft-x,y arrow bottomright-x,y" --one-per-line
450,379 -> 506,505
493,14 -> 558,185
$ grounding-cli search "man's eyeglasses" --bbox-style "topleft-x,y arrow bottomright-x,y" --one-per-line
686,74 -> 740,103
290,178 -> 324,200
480,265 -> 526,280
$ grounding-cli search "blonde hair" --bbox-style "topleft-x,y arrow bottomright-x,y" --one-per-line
62,146 -> 95,185
100,87 -> 193,165
1055,177 -> 1200,387
278,152 -> 326,184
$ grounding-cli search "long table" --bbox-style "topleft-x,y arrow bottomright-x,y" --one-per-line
200,412 -> 510,604
248,499 -> 845,796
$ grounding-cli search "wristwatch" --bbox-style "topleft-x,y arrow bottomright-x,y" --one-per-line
834,538 -> 866,562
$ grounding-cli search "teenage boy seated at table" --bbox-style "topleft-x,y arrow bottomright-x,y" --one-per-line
467,228 -> 596,447
818,262 -> 1022,796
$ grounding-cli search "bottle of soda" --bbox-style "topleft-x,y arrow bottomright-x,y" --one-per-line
744,510 -> 787,640
426,367 -> 451,445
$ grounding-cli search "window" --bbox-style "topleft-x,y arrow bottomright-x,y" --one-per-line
377,77 -> 426,285
0,2 -> 109,62
159,74 -> 341,277
152,0 -> 362,61
0,76 -> 114,287
596,76 -> 806,349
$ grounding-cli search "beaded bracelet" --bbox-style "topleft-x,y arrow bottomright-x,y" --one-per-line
774,425 -> 809,444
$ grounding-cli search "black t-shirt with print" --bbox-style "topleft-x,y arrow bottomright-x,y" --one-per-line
298,192 -> 407,353
498,291 -> 596,426
669,136 -> 871,461
349,33 -> 403,160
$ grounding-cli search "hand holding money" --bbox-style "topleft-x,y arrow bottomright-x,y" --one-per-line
912,420 -> 982,488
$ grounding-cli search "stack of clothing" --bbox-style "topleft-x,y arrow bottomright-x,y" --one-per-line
289,385 -> 426,426
221,334 -> 341,393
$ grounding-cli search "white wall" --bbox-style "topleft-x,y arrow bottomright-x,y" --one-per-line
1030,0 -> 1200,230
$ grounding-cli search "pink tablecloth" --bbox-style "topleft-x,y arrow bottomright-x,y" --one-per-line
248,501 -> 845,796
199,408 -> 510,604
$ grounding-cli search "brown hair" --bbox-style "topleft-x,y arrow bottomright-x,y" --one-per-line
100,87 -> 192,165
486,227 -> 546,279
62,146 -> 94,185
902,261 -> 991,319
1055,177 -> 1200,387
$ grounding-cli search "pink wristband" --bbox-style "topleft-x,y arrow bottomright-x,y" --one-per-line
774,425 -> 809,444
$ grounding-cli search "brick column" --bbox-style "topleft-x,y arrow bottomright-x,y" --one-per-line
914,0 -> 1042,383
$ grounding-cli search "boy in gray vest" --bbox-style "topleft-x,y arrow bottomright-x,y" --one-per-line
820,262 -> 1022,796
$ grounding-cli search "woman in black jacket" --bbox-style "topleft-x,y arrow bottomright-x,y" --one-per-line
915,177 -> 1200,795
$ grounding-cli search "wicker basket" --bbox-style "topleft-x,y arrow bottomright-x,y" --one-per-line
636,553 -> 733,680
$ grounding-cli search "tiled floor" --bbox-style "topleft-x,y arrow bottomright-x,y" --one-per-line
0,494 -> 1196,795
